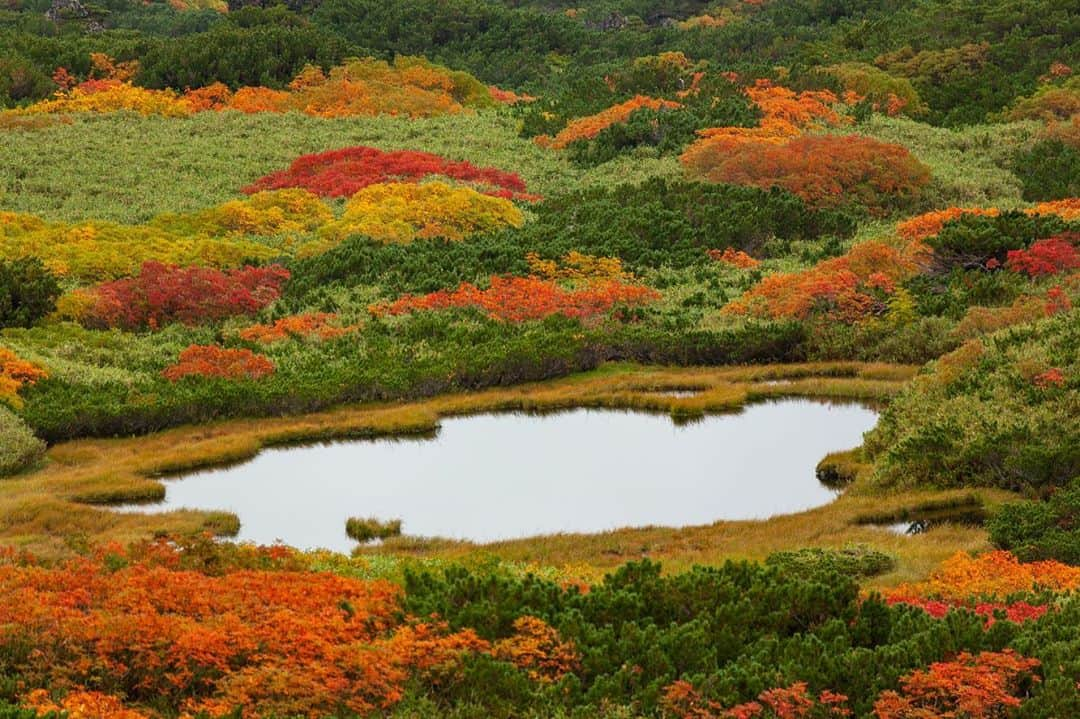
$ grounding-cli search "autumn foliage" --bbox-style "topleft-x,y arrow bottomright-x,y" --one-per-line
539,95 -> 683,149
162,345 -> 276,381
8,57 -> 501,120
73,262 -> 289,330
372,276 -> 659,323
884,551 -> 1080,603
661,680 -> 851,719
724,241 -> 916,321
244,146 -> 533,200
872,651 -> 1041,719
682,133 -> 930,213
317,181 -> 525,245
1004,234 -> 1079,277
238,313 -> 354,344
0,347 -> 47,408
708,247 -> 760,268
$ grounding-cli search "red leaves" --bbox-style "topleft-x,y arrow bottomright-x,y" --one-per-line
243,146 -> 535,201
885,596 -> 1049,627
1005,234 -> 1080,277
162,346 -> 275,382
81,262 -> 289,330
1032,367 -> 1066,388
370,276 -> 660,323
873,651 -> 1040,719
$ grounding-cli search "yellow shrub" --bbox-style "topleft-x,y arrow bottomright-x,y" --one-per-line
319,182 -> 524,244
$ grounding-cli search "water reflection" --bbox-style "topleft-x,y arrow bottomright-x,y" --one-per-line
119,399 -> 879,552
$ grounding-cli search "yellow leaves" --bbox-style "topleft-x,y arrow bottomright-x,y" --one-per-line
527,251 -> 629,281
319,182 -> 525,244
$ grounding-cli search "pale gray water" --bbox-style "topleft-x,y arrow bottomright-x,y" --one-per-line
120,399 -> 878,552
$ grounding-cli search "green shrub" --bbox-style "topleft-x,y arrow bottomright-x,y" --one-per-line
0,406 -> 45,477
1014,139 -> 1080,202
989,478 -> 1080,564
0,258 -> 61,329
764,546 -> 896,578
865,312 -> 1079,492
346,516 -> 403,543
925,212 -> 1073,272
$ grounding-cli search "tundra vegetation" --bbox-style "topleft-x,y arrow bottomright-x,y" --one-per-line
0,0 -> 1078,715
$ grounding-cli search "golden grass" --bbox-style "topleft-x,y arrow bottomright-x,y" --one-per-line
0,361 -> 1001,586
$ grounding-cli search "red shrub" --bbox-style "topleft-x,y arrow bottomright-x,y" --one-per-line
83,262 -> 290,330
370,276 -> 660,323
162,345 -> 275,381
1005,234 -> 1079,277
243,146 -> 535,200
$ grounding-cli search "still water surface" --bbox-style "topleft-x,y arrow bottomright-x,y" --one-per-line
124,399 -> 878,552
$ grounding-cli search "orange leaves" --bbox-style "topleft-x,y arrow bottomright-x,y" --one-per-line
884,551 -> 1080,603
707,247 -> 760,268
744,80 -> 844,129
724,241 -> 916,322
0,347 -> 47,408
895,207 -> 1001,243
539,95 -> 682,149
681,79 -> 847,166
371,276 -> 660,323
23,689 -> 151,719
872,651 -> 1040,719
682,79 -> 927,213
682,134 -> 930,213
1,543 -> 564,719
238,313 -> 355,344
492,616 -> 579,683
12,57 -> 496,120
162,345 -> 275,382
1029,197 -> 1080,221
661,680 -> 851,719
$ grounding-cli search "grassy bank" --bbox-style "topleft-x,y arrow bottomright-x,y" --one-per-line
0,361 -> 1011,587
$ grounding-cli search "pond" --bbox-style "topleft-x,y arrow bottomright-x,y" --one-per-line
120,399 -> 879,552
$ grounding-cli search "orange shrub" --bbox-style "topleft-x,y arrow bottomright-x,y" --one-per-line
895,207 -> 1001,243
0,347 -> 48,408
541,95 -> 682,149
745,79 -> 845,129
23,689 -> 150,719
491,616 -> 579,683
682,134 -> 930,212
238,313 -> 355,343
707,247 -> 759,268
1029,197 -> 1080,221
724,241 -> 916,321
873,651 -> 1040,719
162,345 -> 276,382
661,680 -> 851,719
371,276 -> 660,323
1,542 -> 491,719
884,551 -> 1080,603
